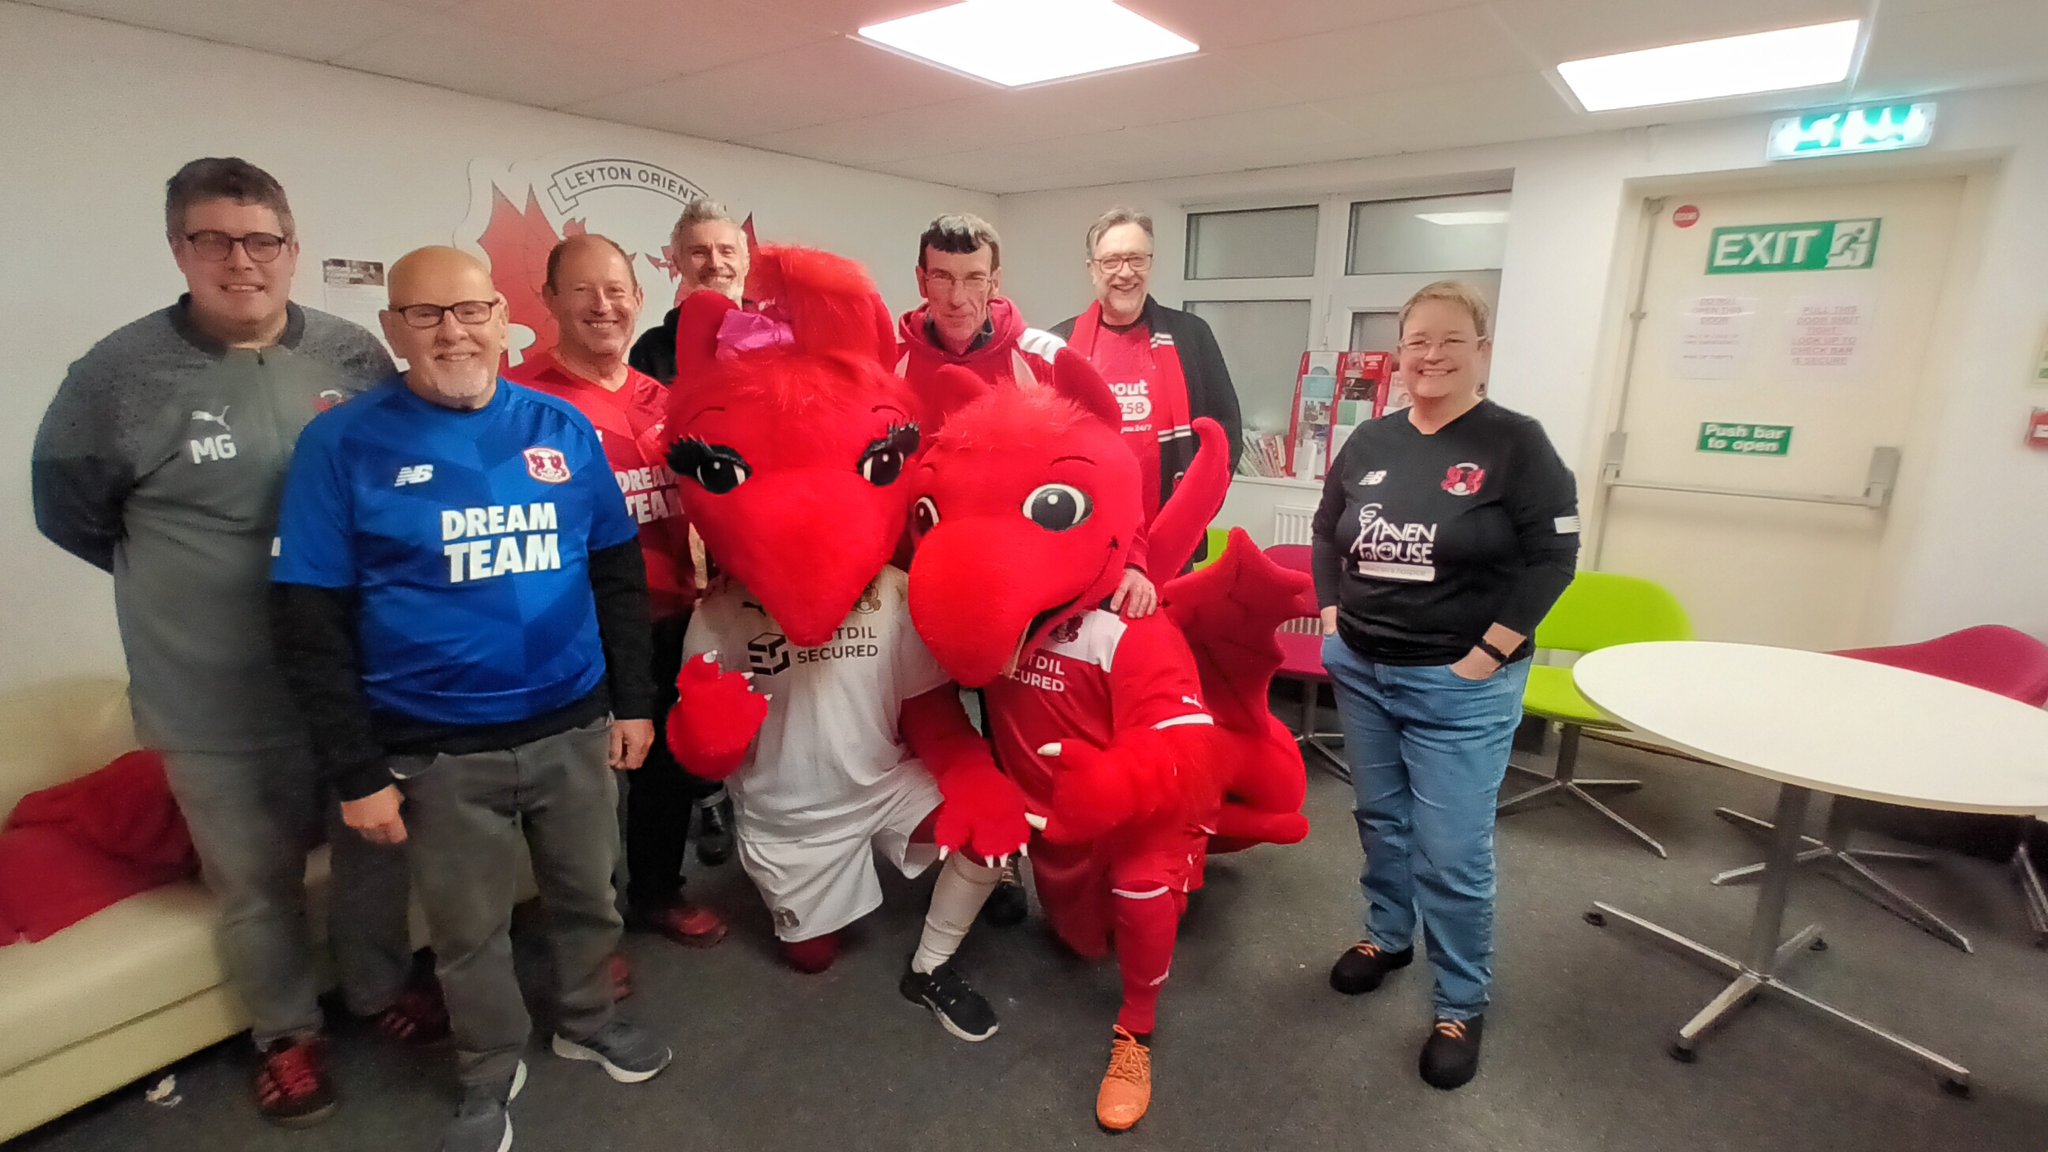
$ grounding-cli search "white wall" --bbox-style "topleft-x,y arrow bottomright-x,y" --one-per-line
999,84 -> 2048,643
0,4 -> 994,693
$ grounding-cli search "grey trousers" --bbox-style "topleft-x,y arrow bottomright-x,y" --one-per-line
395,717 -> 623,1089
161,746 -> 414,1048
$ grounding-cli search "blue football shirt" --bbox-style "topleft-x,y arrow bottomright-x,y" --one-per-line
272,376 -> 639,727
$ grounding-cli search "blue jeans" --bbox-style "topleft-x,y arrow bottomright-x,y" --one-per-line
1321,636 -> 1530,1020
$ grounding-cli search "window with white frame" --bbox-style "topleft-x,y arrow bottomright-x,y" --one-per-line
1180,187 -> 1510,480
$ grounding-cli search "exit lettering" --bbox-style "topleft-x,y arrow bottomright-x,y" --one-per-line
1706,219 -> 1880,274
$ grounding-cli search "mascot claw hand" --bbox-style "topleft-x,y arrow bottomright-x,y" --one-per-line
1031,740 -> 1152,845
932,759 -> 1032,864
666,652 -> 770,781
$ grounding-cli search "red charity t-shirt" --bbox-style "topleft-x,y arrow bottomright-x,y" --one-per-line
1087,322 -> 1168,520
505,352 -> 692,617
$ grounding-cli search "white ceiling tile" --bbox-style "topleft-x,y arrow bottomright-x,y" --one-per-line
1855,0 -> 2048,96
332,15 -> 679,108
570,35 -> 991,139
749,0 -> 959,35
30,0 -> 434,61
1487,0 -> 1865,64
881,127 -> 1182,193
443,0 -> 835,72
1120,0 -> 1471,49
1220,7 -> 1534,106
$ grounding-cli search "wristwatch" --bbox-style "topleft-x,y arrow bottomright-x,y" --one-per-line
1473,637 -> 1512,666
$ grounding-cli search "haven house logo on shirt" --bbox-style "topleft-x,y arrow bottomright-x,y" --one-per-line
1348,503 -> 1437,583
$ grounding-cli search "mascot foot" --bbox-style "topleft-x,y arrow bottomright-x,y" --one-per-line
1095,1026 -> 1152,1133
980,863 -> 1029,927
778,932 -> 842,975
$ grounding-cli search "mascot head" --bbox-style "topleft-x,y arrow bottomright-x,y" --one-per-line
664,246 -> 915,647
906,350 -> 1143,687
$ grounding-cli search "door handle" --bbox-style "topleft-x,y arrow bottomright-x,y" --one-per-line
1600,434 -> 1900,511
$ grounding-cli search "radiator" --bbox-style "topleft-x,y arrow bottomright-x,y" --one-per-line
1273,505 -> 1320,633
1273,505 -> 1316,546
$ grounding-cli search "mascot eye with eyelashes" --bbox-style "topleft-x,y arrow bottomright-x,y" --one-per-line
858,424 -> 920,487
670,439 -> 752,495
1024,483 -> 1091,531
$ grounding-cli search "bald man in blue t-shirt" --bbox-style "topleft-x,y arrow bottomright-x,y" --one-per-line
270,247 -> 672,1152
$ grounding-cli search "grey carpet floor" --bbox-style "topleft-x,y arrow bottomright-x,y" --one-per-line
16,736 -> 2048,1151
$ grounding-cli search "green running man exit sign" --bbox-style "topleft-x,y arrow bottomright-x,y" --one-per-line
1706,219 -> 1880,274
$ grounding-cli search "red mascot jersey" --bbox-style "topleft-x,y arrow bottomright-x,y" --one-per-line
506,352 -> 692,618
983,607 -> 1214,956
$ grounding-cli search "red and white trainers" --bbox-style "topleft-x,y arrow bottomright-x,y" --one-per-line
254,1035 -> 336,1127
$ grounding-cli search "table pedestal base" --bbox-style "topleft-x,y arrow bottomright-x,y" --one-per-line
1591,784 -> 1972,1094
1711,801 -> 1971,953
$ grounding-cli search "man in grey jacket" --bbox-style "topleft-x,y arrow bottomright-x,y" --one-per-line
30,158 -> 438,1127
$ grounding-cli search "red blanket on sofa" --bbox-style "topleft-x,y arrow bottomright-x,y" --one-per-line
0,750 -> 199,944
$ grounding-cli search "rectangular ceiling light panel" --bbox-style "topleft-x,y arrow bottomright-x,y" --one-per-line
1558,20 -> 1860,112
859,0 -> 1198,88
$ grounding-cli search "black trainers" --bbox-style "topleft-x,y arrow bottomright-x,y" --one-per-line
980,863 -> 1028,927
551,1018 -> 674,1083
441,1061 -> 525,1152
1328,940 -> 1413,995
900,960 -> 1000,1042
1419,1015 -> 1484,1090
696,790 -> 735,866
253,1035 -> 336,1128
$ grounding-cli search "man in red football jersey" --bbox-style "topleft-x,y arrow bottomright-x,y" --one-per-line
510,234 -> 728,963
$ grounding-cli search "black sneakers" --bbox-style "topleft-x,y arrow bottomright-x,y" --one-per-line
900,960 -> 1000,1042
980,863 -> 1028,927
696,790 -> 735,866
1419,1015 -> 1485,1090
1328,941 -> 1414,995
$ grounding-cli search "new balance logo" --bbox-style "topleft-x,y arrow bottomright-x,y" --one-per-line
395,464 -> 435,487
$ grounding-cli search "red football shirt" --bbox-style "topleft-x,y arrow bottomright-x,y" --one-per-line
506,352 -> 692,618
983,609 -> 1211,808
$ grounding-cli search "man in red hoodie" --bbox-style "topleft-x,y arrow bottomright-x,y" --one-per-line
896,215 -> 1158,616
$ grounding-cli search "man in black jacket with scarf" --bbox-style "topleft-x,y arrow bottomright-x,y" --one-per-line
1051,207 -> 1244,534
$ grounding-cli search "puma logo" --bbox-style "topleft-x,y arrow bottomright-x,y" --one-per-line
190,406 -> 231,432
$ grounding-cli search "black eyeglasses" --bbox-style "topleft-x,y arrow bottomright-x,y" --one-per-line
184,230 -> 290,262
389,300 -> 498,329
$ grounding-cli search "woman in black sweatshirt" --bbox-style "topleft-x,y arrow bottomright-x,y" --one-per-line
1311,281 -> 1579,1091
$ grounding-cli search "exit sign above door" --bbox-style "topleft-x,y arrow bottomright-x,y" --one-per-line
1706,219 -> 1881,274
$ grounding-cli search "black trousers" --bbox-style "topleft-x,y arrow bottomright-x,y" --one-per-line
623,610 -> 719,912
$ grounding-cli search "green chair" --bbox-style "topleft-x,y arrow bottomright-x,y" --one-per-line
1189,527 -> 1231,571
1496,571 -> 1692,858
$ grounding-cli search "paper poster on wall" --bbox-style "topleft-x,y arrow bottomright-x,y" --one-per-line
1784,293 -> 1873,379
321,259 -> 388,351
1673,294 -> 1758,379
2033,321 -> 2048,386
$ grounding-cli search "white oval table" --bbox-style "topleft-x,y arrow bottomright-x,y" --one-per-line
1572,641 -> 2048,1093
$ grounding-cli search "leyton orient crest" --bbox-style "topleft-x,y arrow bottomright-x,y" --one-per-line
458,156 -> 756,372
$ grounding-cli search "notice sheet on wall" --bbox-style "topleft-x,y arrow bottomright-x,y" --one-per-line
1784,293 -> 1873,380
1673,294 -> 1757,379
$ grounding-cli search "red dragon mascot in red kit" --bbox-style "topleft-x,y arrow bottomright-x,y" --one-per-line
903,349 -> 1311,1132
656,247 -> 1030,1045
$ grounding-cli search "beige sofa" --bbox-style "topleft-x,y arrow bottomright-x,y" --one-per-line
0,676 -> 317,1141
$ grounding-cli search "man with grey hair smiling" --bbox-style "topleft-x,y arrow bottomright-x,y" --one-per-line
629,197 -> 750,384
1053,206 -> 1244,544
